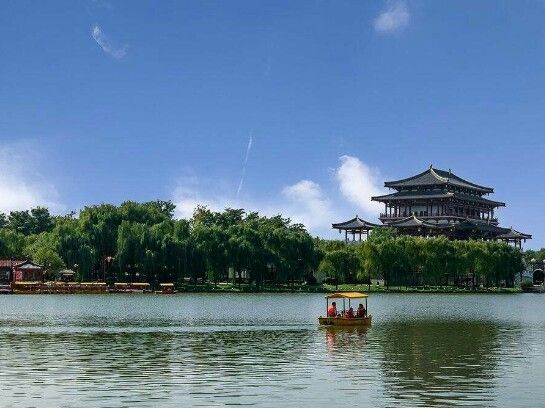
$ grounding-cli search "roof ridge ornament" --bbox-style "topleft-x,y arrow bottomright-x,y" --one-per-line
429,167 -> 448,183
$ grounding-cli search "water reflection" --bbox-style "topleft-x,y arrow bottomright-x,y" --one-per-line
0,329 -> 316,406
377,320 -> 505,407
323,326 -> 370,351
0,294 -> 542,407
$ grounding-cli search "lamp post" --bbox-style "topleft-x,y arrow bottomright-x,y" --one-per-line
103,256 -> 114,282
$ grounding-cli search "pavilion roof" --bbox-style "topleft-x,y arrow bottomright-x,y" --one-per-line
496,227 -> 532,240
384,166 -> 494,193
332,216 -> 379,230
0,258 -> 27,268
371,190 -> 505,206
14,260 -> 43,269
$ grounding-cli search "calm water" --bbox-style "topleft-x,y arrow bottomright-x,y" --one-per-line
0,293 -> 544,407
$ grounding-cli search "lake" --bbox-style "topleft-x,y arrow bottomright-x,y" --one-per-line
0,293 -> 544,407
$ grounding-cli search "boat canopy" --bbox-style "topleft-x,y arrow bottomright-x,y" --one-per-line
325,292 -> 368,299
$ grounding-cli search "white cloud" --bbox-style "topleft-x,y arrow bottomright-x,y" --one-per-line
173,177 -> 335,234
0,144 -> 62,214
281,180 -> 334,230
335,155 -> 384,217
91,25 -> 127,59
172,155 -> 384,236
373,1 -> 410,34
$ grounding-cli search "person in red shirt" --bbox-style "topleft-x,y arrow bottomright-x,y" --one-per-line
327,301 -> 337,317
356,303 -> 366,318
346,307 -> 355,318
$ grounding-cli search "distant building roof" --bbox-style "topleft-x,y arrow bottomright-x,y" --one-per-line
332,216 -> 379,230
453,219 -> 508,235
14,261 -> 43,270
0,259 -> 26,268
384,166 -> 494,193
496,228 -> 532,240
372,190 -> 505,206
386,215 -> 445,229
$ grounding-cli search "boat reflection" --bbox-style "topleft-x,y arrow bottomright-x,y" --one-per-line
323,326 -> 370,351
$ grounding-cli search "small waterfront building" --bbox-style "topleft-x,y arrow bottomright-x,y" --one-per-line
333,165 -> 531,246
57,269 -> 76,282
0,259 -> 44,283
13,260 -> 44,282
0,260 -> 15,283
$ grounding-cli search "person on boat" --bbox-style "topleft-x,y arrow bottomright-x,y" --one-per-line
346,307 -> 355,318
327,301 -> 337,317
356,303 -> 366,318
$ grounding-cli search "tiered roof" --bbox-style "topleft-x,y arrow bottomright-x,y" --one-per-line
371,190 -> 505,206
386,215 -> 442,229
384,166 -> 494,193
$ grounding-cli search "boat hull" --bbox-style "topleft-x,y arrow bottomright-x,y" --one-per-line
318,316 -> 372,326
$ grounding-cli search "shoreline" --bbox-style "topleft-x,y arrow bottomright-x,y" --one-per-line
176,284 -> 522,294
5,282 -> 522,295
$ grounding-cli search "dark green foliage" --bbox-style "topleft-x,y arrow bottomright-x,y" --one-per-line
0,201 -> 529,289
0,201 -> 317,287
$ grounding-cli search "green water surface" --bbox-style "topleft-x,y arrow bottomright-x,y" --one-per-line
0,293 -> 543,407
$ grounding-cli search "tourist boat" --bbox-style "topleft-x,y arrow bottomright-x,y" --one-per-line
318,292 -> 372,326
109,282 -> 151,293
156,283 -> 177,294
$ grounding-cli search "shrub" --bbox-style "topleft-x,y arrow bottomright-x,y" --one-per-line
521,280 -> 533,289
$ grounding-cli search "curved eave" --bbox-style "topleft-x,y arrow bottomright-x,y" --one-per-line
387,215 -> 444,229
384,167 -> 494,193
371,192 -> 504,207
371,192 -> 454,201
497,228 -> 532,240
332,216 -> 379,230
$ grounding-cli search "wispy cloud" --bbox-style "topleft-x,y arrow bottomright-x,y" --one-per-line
91,25 -> 127,59
335,156 -> 384,216
0,142 -> 62,214
373,1 -> 410,34
173,177 -> 335,234
236,131 -> 254,198
173,155 -> 384,236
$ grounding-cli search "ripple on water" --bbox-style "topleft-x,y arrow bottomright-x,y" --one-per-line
0,293 -> 544,407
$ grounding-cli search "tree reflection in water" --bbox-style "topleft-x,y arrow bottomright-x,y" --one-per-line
376,320 -> 507,407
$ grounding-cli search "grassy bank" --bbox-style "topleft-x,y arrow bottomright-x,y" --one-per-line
177,283 -> 521,294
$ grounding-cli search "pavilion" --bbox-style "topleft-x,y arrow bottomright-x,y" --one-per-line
332,216 -> 379,242
332,165 -> 531,247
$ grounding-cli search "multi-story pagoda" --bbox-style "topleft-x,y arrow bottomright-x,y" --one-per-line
372,165 -> 503,226
333,165 -> 531,248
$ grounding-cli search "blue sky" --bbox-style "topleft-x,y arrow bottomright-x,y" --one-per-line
1,0 -> 544,247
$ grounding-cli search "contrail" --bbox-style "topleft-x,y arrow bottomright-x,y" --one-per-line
236,131 -> 254,198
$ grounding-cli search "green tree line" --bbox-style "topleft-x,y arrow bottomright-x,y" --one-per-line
316,228 -> 525,288
0,202 -> 317,287
0,203 -> 526,288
